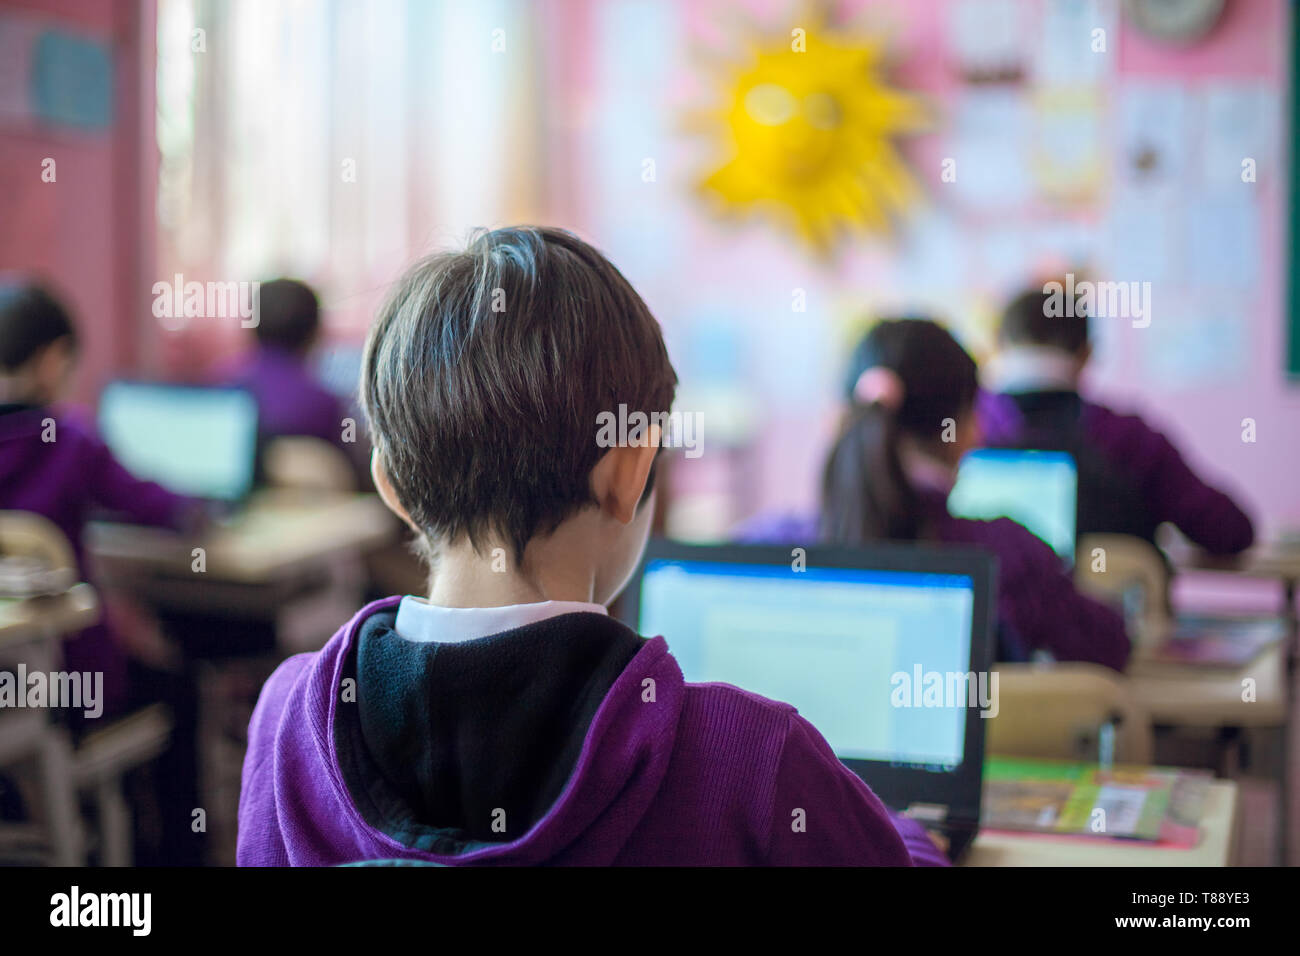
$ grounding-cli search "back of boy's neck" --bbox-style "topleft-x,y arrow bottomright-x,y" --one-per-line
988,345 -> 1081,393
423,538 -> 597,609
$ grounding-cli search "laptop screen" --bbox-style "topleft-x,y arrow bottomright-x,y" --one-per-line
626,540 -> 996,828
99,382 -> 258,502
948,449 -> 1078,561
639,559 -> 974,769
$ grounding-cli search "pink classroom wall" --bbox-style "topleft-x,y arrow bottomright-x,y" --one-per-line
0,0 -> 156,406
1,0 -> 1292,539
543,0 -> 1298,538
1101,0 -> 1297,537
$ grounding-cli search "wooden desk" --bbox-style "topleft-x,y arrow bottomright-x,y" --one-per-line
1172,537 -> 1300,580
1127,641 -> 1289,866
1166,537 -> 1300,622
965,780 -> 1239,866
87,490 -> 396,585
1126,643 -> 1288,728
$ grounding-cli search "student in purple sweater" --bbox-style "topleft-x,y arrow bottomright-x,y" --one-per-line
978,286 -> 1254,555
740,319 -> 1130,673
0,280 -> 204,863
0,281 -> 201,710
237,228 -> 946,866
217,278 -> 349,448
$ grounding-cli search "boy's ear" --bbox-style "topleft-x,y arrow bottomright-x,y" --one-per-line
592,425 -> 660,526
371,449 -> 418,531
25,338 -> 74,402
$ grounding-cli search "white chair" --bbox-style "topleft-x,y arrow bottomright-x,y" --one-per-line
0,511 -> 92,864
263,436 -> 357,493
0,511 -> 172,866
987,661 -> 1154,765
1075,533 -> 1172,652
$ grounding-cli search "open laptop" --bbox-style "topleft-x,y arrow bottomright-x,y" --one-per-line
623,539 -> 998,861
949,448 -> 1078,564
98,382 -> 259,508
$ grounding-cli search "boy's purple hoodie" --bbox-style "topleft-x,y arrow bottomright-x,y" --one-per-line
0,403 -> 194,713
238,597 -> 947,866
739,486 -> 1130,672
217,346 -> 347,446
978,390 -> 1254,555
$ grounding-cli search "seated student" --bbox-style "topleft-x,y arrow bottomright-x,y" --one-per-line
740,318 -> 1130,672
979,286 -> 1254,555
217,278 -> 349,448
237,227 -> 946,866
0,279 -> 203,864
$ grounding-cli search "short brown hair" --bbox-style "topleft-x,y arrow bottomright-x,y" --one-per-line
999,286 -> 1090,354
0,281 -> 79,371
254,278 -> 320,351
361,227 -> 677,562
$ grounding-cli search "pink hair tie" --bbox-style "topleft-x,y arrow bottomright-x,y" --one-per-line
853,366 -> 905,411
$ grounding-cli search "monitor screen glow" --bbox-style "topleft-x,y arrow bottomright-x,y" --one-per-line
637,560 -> 975,769
948,449 -> 1078,560
98,383 -> 258,502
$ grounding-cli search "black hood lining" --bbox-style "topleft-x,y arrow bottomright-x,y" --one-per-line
333,609 -> 645,856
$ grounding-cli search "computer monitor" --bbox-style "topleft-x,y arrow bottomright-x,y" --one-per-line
623,540 -> 996,834
948,449 -> 1078,562
98,382 -> 259,503
315,345 -> 364,401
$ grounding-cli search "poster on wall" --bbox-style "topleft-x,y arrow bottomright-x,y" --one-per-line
1141,291 -> 1248,388
0,12 -> 114,131
1117,83 -> 1193,190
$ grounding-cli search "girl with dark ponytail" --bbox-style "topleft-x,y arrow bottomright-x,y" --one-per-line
741,317 -> 1130,672
822,319 -> 979,543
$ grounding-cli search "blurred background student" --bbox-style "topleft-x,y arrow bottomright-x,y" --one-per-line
742,319 -> 1131,672
979,285 -> 1256,556
0,279 -> 203,865
216,278 -> 348,449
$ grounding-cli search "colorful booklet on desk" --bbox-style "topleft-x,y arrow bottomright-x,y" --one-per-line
983,758 -> 1211,846
1149,615 -> 1285,668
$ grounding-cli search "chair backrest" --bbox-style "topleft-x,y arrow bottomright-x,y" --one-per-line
0,511 -> 77,578
986,662 -> 1154,765
263,437 -> 357,493
1074,533 -> 1171,649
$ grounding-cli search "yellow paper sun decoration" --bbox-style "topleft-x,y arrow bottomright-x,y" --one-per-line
693,20 -> 928,254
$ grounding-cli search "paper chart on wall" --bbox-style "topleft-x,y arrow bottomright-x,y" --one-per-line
900,205 -> 969,292
1200,82 -> 1279,188
1116,84 -> 1193,191
1034,0 -> 1118,85
1139,292 -> 1248,389
1030,89 -> 1105,202
946,0 -> 1027,82
947,89 -> 1033,210
1104,190 -> 1179,287
1185,191 -> 1262,290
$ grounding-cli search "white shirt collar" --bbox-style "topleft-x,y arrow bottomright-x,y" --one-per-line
985,346 -> 1081,394
393,596 -> 608,644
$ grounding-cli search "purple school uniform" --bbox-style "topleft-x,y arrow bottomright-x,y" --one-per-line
737,488 -> 1130,672
978,390 -> 1254,555
0,404 -> 194,713
237,597 -> 948,866
218,346 -> 347,446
